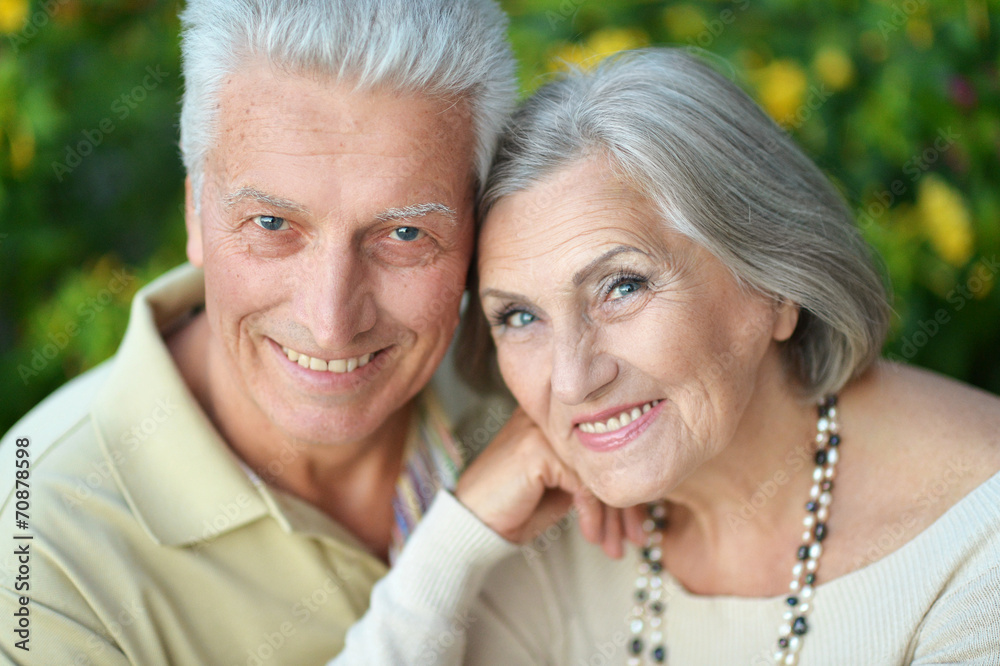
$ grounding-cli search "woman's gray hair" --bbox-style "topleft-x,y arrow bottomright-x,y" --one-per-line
179,0 -> 516,210
470,48 -> 890,400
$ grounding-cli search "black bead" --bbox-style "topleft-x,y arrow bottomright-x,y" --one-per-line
652,646 -> 666,663
792,616 -> 809,635
778,637 -> 789,648
805,573 -> 816,585
630,638 -> 643,655
650,601 -> 664,615
797,545 -> 810,560
786,596 -> 798,606
814,450 -> 827,465
828,434 -> 840,447
650,562 -> 663,574
642,547 -> 651,560
635,589 -> 648,602
814,522 -> 827,541
654,518 -> 667,530
820,480 -> 833,491
805,501 -> 818,512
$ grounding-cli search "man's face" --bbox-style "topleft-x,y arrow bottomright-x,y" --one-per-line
186,63 -> 477,447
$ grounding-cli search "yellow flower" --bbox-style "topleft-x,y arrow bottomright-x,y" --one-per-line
9,127 -> 34,174
0,0 -> 28,33
663,5 -> 706,42
918,175 -> 974,267
549,28 -> 649,71
907,19 -> 934,50
813,46 -> 855,92
754,59 -> 808,124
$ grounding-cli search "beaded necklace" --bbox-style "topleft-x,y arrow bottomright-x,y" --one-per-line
627,395 -> 840,666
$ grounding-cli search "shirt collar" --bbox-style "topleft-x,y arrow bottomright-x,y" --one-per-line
92,263 -> 274,546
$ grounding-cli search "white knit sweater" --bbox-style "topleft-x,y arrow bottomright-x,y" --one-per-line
332,470 -> 1000,665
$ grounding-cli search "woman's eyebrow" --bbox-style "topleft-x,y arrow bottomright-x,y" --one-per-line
479,287 -> 526,302
572,246 -> 647,286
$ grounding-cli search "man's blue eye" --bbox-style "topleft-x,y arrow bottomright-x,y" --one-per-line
254,215 -> 289,231
504,311 -> 536,328
389,227 -> 422,242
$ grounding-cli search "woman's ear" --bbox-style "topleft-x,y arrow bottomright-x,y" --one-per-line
185,176 -> 204,267
773,298 -> 800,342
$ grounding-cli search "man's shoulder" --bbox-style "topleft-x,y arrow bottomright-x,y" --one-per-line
1,361 -> 114,467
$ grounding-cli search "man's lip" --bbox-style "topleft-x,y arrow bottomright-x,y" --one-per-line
572,399 -> 664,426
266,337 -> 391,385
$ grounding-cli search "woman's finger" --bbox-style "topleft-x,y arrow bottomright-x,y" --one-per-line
601,505 -> 624,559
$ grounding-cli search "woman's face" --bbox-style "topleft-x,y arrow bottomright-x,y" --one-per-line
478,158 -> 797,507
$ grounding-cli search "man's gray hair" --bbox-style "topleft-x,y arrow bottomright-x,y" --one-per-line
477,49 -> 890,400
179,0 -> 516,209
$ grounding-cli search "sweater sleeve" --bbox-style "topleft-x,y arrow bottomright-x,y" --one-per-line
327,489 -> 521,665
911,564 -> 1000,665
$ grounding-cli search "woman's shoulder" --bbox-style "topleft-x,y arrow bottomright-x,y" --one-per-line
829,361 -> 1000,578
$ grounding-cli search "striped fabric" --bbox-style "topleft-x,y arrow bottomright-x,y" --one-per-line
388,390 -> 465,563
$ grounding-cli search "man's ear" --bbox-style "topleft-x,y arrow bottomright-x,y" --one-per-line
185,176 -> 203,267
773,298 -> 800,342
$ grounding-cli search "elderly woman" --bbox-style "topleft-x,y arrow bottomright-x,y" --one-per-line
332,49 -> 1000,665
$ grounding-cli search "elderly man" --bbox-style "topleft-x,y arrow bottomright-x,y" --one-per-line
0,0 -> 515,663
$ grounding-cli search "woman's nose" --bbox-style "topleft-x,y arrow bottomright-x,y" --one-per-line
549,325 -> 618,406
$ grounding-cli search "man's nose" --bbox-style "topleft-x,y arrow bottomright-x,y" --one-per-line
294,245 -> 377,350
549,324 -> 617,406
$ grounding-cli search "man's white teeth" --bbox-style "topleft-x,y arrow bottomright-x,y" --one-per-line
282,347 -> 374,373
578,400 -> 661,434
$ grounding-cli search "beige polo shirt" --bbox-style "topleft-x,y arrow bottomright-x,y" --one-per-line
0,263 -> 505,665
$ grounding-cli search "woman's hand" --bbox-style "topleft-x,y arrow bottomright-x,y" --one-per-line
455,408 -> 645,559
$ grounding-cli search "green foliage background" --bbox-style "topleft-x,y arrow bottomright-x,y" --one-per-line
1,0 -> 998,434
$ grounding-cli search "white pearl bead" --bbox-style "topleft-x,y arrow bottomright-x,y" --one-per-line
806,558 -> 818,572
779,623 -> 791,636
815,433 -> 825,444
792,563 -> 803,577
803,514 -> 815,527
783,610 -> 794,621
649,616 -> 661,628
651,631 -> 663,643
817,417 -> 830,432
789,579 -> 800,592
818,491 -> 832,506
827,407 -> 837,420
827,448 -> 839,465
817,506 -> 829,521
802,530 -> 812,542
789,635 -> 801,651
809,543 -> 823,559
809,484 -> 821,499
800,585 -> 814,600
824,466 -> 835,479
774,650 -> 786,661
630,619 -> 644,633
813,467 -> 823,482
798,602 -> 812,616
785,652 -> 798,665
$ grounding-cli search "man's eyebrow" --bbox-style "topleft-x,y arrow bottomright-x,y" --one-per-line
572,246 -> 647,286
223,186 -> 310,215
376,202 -> 457,224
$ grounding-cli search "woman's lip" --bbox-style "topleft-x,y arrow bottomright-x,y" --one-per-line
574,399 -> 666,453
572,399 -> 663,426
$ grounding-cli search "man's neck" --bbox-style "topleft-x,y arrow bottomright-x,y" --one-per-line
166,311 -> 410,561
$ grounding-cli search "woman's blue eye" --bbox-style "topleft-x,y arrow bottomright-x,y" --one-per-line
253,215 -> 289,231
389,227 -> 422,242
504,310 -> 537,328
609,280 -> 642,300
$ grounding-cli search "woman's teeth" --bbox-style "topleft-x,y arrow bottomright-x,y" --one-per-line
282,346 -> 373,373
578,400 -> 661,434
